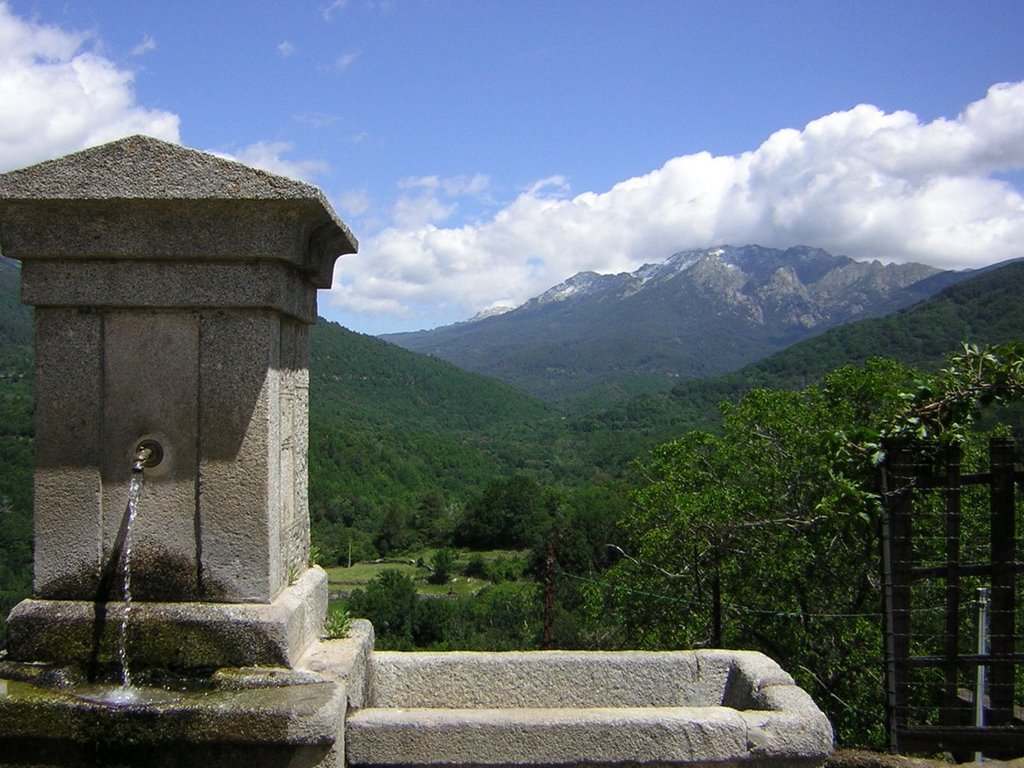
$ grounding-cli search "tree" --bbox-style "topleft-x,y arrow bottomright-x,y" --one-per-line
346,570 -> 419,649
607,346 -> 1024,747
528,484 -> 628,649
879,342 -> 1024,447
375,504 -> 415,555
456,476 -> 552,549
608,359 -> 921,747
427,548 -> 456,585
0,494 -> 32,640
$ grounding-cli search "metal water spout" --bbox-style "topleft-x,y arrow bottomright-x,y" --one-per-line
131,439 -> 164,473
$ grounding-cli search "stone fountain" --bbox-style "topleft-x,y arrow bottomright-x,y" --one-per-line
0,137 -> 833,767
0,135 -> 369,766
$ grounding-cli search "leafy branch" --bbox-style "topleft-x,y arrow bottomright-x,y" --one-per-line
881,342 -> 1024,448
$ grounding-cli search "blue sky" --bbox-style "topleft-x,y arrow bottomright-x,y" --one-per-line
2,1 -> 1023,334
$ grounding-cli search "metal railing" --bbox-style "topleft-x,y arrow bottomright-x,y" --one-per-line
879,438 -> 1024,759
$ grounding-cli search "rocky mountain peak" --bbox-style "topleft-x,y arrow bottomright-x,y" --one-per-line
383,245 -> 970,402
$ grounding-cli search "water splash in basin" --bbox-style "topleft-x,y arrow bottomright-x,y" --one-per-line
75,682 -> 182,707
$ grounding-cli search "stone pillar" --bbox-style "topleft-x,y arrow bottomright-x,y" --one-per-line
0,135 -> 357,670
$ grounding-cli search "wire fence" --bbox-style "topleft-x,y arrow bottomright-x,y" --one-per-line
879,438 -> 1024,759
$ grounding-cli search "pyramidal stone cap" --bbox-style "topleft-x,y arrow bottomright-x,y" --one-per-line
0,134 -> 357,289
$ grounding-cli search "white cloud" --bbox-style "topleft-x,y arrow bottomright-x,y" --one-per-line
277,40 -> 295,58
322,0 -> 348,21
334,50 -> 359,71
219,140 -> 328,183
391,195 -> 455,230
0,2 -> 180,171
327,81 -> 1024,329
387,173 -> 492,229
335,188 -> 372,218
293,111 -> 342,129
398,173 -> 491,198
131,34 -> 156,56
0,5 -> 327,198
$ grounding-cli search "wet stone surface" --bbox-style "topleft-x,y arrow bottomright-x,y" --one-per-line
0,664 -> 344,752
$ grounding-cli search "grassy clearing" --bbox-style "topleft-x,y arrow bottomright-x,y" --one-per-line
325,559 -> 422,586
416,575 -> 490,598
324,548 -> 528,597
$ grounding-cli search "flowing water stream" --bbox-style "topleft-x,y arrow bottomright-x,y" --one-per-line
117,468 -> 145,694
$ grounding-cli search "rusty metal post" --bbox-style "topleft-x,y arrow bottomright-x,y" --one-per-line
987,438 -> 1017,727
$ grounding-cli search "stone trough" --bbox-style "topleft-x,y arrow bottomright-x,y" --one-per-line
0,666 -> 346,767
347,647 -> 834,768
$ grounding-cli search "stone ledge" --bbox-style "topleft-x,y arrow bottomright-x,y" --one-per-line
5,567 -> 327,673
347,706 -> 750,767
21,260 -> 318,323
300,619 -> 376,709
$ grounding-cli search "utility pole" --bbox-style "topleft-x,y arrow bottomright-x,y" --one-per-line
974,587 -> 990,762
543,540 -> 555,650
712,545 -> 722,647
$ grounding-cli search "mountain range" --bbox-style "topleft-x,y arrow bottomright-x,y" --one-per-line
383,245 -> 983,403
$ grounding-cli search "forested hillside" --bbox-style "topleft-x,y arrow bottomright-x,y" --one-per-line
307,321 -> 565,563
0,257 -> 33,632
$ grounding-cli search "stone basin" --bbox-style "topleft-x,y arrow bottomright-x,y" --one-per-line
0,664 -> 347,767
345,649 -> 834,768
